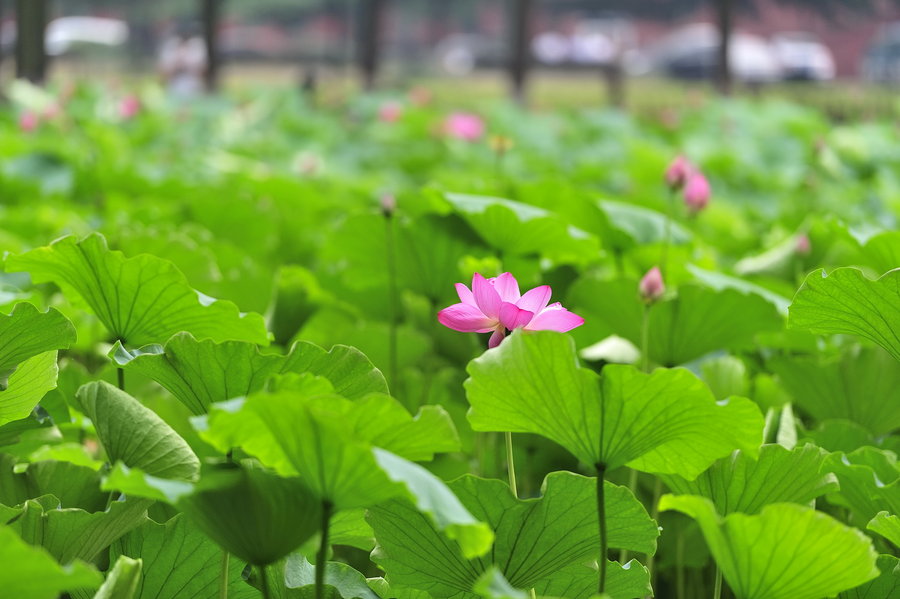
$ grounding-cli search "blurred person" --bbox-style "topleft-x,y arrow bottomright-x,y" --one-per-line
158,23 -> 208,97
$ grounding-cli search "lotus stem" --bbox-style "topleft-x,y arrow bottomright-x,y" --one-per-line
640,304 -> 651,373
117,367 -> 125,391
662,187 -> 675,278
258,565 -> 272,599
713,565 -> 723,599
219,550 -> 229,599
383,208 -> 399,392
505,431 -> 518,498
596,463 -> 608,594
315,501 -> 333,599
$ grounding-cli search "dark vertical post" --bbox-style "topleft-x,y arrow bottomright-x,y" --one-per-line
358,0 -> 385,91
509,0 -> 533,104
714,0 -> 733,95
15,0 -> 47,83
202,0 -> 221,92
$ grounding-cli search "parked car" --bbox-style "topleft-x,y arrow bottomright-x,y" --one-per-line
862,22 -> 900,84
771,32 -> 835,81
647,23 -> 781,83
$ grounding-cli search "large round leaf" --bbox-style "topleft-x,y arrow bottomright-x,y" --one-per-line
5,234 -> 269,346
76,381 -> 200,481
465,330 -> 764,478
789,267 -> 900,362
368,472 -> 656,599
660,495 -> 879,599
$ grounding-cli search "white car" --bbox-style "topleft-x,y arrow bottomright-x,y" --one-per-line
771,32 -> 836,81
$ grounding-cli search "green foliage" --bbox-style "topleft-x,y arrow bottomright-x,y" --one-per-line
661,495 -> 880,599
789,268 -> 900,361
465,330 -> 763,477
369,472 -> 655,599
5,234 -> 269,347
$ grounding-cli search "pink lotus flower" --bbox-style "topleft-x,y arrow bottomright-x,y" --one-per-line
444,112 -> 484,141
665,155 -> 691,189
19,111 -> 38,132
795,233 -> 811,255
119,95 -> 141,120
639,266 -> 665,302
683,172 -> 711,213
378,101 -> 402,123
438,272 -> 584,348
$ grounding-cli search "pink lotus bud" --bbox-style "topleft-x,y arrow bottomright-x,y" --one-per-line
378,101 -> 402,123
444,112 -> 485,141
119,95 -> 141,120
795,234 -> 811,255
380,193 -> 397,216
19,111 -> 38,132
665,155 -> 691,189
639,266 -> 665,302
683,172 -> 711,213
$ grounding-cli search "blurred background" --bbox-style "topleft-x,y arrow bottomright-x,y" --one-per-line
4,0 -> 900,116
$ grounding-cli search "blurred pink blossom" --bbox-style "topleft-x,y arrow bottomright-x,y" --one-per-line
378,101 -> 402,123
683,172 -> 711,213
639,266 -> 665,302
444,112 -> 485,141
795,234 -> 811,255
119,95 -> 141,120
19,111 -> 38,132
665,155 -> 691,190
438,272 -> 584,348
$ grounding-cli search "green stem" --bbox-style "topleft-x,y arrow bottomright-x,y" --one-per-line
640,304 -> 651,373
219,550 -> 229,599
117,367 -> 125,392
676,532 -> 685,599
315,501 -> 333,599
384,211 -> 399,392
713,565 -> 722,599
259,565 -> 272,599
505,431 -> 518,498
661,187 -> 675,278
596,463 -> 608,594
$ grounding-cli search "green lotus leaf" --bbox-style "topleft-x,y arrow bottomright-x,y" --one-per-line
278,553 -> 380,599
93,555 -> 142,599
0,524 -> 102,599
568,279 -> 782,366
660,444 -> 838,515
442,193 -> 599,262
788,267 -> 900,362
597,198 -> 692,250
196,380 -> 489,559
111,333 -> 387,416
112,513 -> 259,599
465,330 -> 763,478
0,351 -> 62,427
76,381 -> 200,481
9,494 -> 151,564
5,233 -> 269,346
178,463 -> 322,567
868,511 -> 900,547
660,495 -> 879,599
368,472 -> 656,598
0,302 -> 75,390
823,447 -> 900,524
769,347 -> 900,435
837,554 -> 900,599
